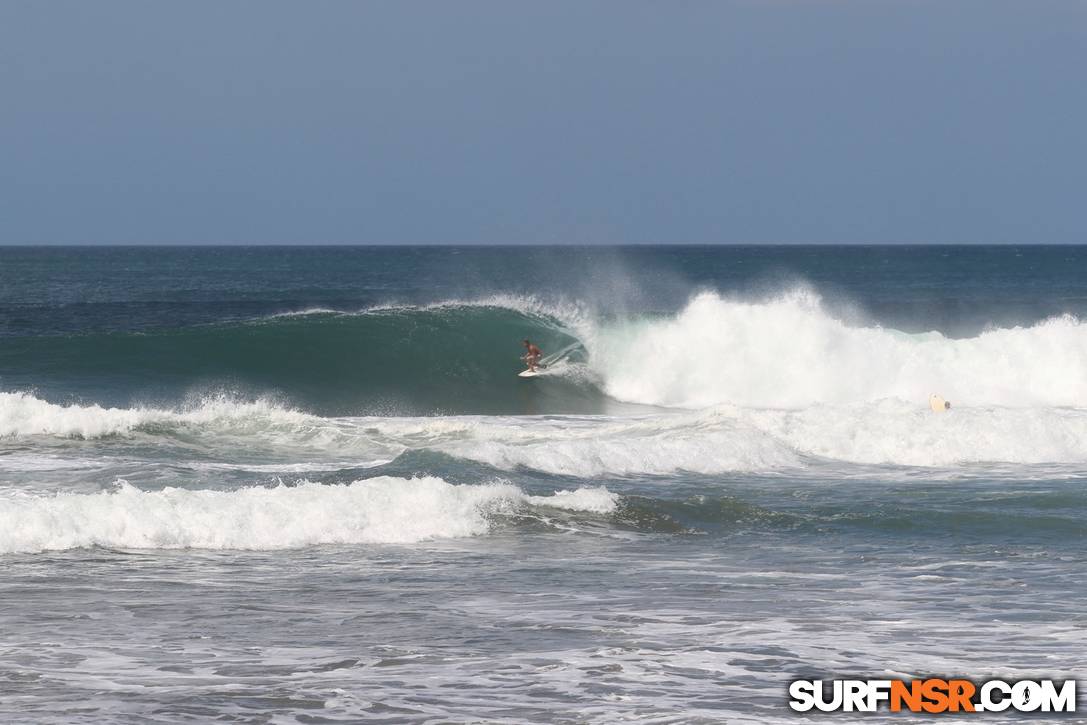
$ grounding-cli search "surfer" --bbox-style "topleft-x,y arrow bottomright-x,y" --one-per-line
522,339 -> 543,372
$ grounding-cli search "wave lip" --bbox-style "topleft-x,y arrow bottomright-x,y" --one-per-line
6,288 -> 1087,415
0,295 -> 596,416
0,478 -> 619,554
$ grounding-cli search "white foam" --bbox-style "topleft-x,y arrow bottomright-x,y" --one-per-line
0,477 -> 619,554
722,401 -> 1087,467
429,415 -> 800,476
586,289 -> 1087,409
9,389 -> 1087,474
0,392 -> 159,438
258,290 -> 1087,411
526,487 -> 619,513
7,280 -> 1087,476
0,392 -> 314,439
361,403 -> 1087,473
268,307 -> 340,318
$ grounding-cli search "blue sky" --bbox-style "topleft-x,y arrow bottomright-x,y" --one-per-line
1,1 -> 1084,244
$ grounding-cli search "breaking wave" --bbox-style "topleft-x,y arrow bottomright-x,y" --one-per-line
4,289 -> 1086,415
0,477 -> 619,554
4,392 -> 1087,474
586,289 -> 1087,409
4,474 -> 1080,556
0,298 -> 595,416
3,287 -> 1087,475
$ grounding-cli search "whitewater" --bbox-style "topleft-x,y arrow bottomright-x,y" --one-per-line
4,287 -> 1087,476
588,289 -> 1087,409
1,245 -> 1085,723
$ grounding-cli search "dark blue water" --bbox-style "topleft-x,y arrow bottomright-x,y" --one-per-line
4,245 -> 1087,336
0,246 -> 1084,722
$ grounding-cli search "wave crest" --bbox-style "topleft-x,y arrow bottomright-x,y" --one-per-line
0,392 -> 309,439
0,478 -> 619,554
6,392 -> 1087,473
7,289 -> 1086,414
588,290 -> 1087,409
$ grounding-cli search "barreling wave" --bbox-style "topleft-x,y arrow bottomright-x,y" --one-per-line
4,288 -> 1087,416
0,298 -> 600,415
0,477 -> 619,554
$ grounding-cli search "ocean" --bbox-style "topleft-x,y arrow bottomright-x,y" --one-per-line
1,245 -> 1085,722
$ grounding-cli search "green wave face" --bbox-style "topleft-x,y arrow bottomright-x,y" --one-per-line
0,306 -> 599,415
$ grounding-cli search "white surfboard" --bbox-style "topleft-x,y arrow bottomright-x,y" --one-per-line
518,370 -> 540,378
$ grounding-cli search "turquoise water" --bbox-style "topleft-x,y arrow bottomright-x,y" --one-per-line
1,246 -> 1085,722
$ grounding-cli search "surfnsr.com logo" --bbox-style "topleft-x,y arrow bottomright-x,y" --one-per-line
789,678 -> 1077,714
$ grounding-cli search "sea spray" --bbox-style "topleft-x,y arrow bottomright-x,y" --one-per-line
588,290 -> 1087,409
6,291 -> 1087,415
